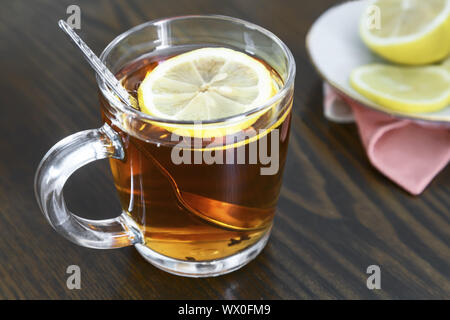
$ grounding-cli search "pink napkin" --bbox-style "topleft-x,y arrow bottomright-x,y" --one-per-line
323,83 -> 450,195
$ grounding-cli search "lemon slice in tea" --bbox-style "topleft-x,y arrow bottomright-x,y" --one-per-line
137,47 -> 277,137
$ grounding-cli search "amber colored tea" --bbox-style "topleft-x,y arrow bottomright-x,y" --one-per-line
100,49 -> 292,261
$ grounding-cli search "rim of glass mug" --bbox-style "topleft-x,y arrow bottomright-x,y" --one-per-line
97,14 -> 296,126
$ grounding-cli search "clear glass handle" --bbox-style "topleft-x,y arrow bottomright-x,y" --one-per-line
34,123 -> 142,249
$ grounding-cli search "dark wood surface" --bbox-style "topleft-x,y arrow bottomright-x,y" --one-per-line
0,0 -> 449,300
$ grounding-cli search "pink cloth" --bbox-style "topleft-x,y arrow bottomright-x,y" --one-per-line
323,83 -> 450,195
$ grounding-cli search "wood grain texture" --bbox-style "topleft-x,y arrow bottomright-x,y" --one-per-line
0,0 -> 448,299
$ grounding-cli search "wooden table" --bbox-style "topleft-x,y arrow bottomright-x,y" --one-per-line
0,0 -> 448,299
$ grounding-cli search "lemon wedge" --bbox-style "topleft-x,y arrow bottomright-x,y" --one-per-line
350,64 -> 450,113
137,47 -> 276,138
360,0 -> 450,65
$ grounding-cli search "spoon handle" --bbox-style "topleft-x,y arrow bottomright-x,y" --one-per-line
58,20 -> 135,108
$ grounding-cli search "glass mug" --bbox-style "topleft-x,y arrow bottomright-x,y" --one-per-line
35,15 -> 295,277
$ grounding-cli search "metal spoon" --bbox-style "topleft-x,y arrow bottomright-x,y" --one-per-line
58,20 -> 137,109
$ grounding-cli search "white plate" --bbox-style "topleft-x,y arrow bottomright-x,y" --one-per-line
306,0 -> 450,124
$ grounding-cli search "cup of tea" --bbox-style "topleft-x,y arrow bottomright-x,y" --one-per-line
35,15 -> 296,277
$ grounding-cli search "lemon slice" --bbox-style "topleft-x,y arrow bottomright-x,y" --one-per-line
138,47 -> 276,137
350,64 -> 450,113
360,0 -> 450,65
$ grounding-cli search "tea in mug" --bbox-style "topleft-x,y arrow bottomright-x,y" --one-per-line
100,47 -> 292,261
